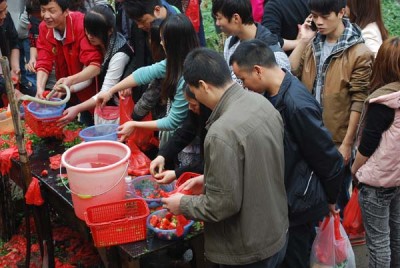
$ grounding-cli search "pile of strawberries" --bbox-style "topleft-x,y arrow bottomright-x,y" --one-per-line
149,212 -> 190,237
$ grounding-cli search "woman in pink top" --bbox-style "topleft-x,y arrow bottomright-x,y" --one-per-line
351,37 -> 400,268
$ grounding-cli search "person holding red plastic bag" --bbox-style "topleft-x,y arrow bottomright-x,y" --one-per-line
351,37 -> 400,268
310,214 -> 355,268
96,15 -> 199,149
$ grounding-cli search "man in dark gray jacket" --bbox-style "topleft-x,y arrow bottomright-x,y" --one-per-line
230,39 -> 344,268
162,47 -> 289,267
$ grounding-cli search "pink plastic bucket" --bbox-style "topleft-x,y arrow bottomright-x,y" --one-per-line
61,141 -> 131,220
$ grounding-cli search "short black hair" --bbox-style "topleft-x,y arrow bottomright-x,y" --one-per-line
230,39 -> 278,70
183,83 -> 196,100
39,0 -> 69,11
26,0 -> 41,14
308,0 -> 346,15
122,0 -> 161,20
183,48 -> 232,88
212,0 -> 253,25
84,5 -> 116,49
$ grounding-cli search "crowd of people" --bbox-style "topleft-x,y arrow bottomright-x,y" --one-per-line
1,0 -> 399,267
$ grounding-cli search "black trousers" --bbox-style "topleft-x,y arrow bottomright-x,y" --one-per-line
280,222 -> 316,268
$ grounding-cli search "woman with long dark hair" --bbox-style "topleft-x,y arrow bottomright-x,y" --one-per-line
96,14 -> 200,146
58,4 -> 134,125
346,0 -> 389,56
351,37 -> 400,267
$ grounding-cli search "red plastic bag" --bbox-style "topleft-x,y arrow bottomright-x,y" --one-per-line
0,147 -> 19,175
343,188 -> 365,236
126,139 -> 151,176
185,0 -> 200,32
310,215 -> 355,268
119,97 -> 135,125
119,97 -> 159,151
25,177 -> 44,206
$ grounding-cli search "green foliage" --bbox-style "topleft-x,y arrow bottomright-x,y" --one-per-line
382,0 -> 400,37
201,0 -> 225,52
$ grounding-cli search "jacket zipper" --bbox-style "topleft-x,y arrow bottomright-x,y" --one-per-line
303,171 -> 314,196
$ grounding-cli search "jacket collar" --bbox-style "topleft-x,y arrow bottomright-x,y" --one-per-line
206,83 -> 244,130
313,18 -> 364,57
268,70 -> 292,108
46,13 -> 76,45
228,23 -> 278,49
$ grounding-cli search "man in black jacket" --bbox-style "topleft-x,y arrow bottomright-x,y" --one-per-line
262,0 -> 309,53
230,39 -> 344,268
0,0 -> 20,107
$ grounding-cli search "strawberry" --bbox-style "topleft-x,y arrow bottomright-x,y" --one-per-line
165,212 -> 173,221
168,222 -> 176,229
41,169 -> 48,177
149,215 -> 159,227
160,218 -> 171,230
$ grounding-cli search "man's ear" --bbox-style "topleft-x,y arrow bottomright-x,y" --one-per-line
254,65 -> 263,78
153,5 -> 162,17
198,80 -> 208,92
232,13 -> 242,24
338,8 -> 345,19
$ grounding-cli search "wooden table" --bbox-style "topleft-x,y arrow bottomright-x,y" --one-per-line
2,138 -> 206,267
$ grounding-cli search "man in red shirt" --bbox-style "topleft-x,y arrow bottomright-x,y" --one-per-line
36,0 -> 102,125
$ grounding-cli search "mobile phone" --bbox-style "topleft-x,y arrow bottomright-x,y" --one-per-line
310,20 -> 317,31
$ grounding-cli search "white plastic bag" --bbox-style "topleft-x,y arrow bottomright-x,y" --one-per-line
310,215 -> 355,268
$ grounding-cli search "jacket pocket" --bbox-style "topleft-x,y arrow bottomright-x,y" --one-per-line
290,166 -> 328,215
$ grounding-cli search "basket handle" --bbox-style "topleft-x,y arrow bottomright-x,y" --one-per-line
59,161 -> 129,199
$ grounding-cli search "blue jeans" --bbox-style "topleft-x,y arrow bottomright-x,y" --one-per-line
18,38 -> 37,96
359,184 -> 400,268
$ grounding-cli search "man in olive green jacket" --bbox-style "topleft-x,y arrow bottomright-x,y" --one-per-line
162,48 -> 289,266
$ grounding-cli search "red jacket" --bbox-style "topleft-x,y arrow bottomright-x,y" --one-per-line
36,12 -> 102,106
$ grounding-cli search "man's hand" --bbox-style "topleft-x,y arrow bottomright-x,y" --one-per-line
161,193 -> 184,215
298,14 -> 317,43
179,175 -> 204,195
154,170 -> 176,184
338,143 -> 352,165
35,87 -> 45,99
328,203 -> 340,216
55,76 -> 73,88
150,155 -> 166,176
117,121 -> 136,142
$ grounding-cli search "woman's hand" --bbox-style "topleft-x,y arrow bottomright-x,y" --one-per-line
150,155 -> 166,176
154,170 -> 176,184
118,88 -> 132,100
96,90 -> 113,107
57,106 -> 79,128
117,121 -> 136,142
26,58 -> 36,73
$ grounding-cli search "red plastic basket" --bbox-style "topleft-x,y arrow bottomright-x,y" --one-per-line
23,101 -> 63,138
84,198 -> 150,247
